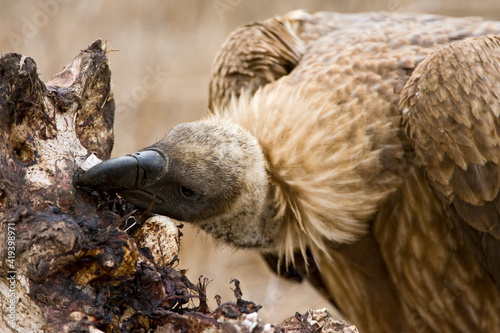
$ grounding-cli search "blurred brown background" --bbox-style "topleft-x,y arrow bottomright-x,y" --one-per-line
2,0 -> 499,324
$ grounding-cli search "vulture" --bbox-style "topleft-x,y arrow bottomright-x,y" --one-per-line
78,11 -> 500,333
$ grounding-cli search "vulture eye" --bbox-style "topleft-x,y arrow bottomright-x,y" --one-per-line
179,185 -> 201,201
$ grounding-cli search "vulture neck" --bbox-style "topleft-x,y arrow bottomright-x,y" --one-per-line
188,116 -> 281,250
217,81 -> 403,263
196,184 -> 281,250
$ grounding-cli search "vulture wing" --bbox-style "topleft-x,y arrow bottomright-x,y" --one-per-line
208,11 -> 305,112
401,36 -> 500,286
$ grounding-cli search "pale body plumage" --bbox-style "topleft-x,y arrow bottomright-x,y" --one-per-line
78,11 -> 500,333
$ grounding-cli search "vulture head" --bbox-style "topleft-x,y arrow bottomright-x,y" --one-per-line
77,117 -> 279,249
76,11 -> 395,260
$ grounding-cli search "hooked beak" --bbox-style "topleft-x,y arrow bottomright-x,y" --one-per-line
76,150 -> 169,208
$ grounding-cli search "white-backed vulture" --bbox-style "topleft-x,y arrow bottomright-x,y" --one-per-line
78,11 -> 500,332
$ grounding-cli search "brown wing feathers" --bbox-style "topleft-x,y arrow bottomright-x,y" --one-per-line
208,15 -> 304,112
401,36 -> 500,284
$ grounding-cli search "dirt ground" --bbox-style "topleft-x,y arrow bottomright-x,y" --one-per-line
1,0 -> 499,324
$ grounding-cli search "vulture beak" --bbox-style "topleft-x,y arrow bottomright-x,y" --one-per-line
77,149 -> 169,208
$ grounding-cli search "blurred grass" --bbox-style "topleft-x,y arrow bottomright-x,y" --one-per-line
1,0 -> 499,324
